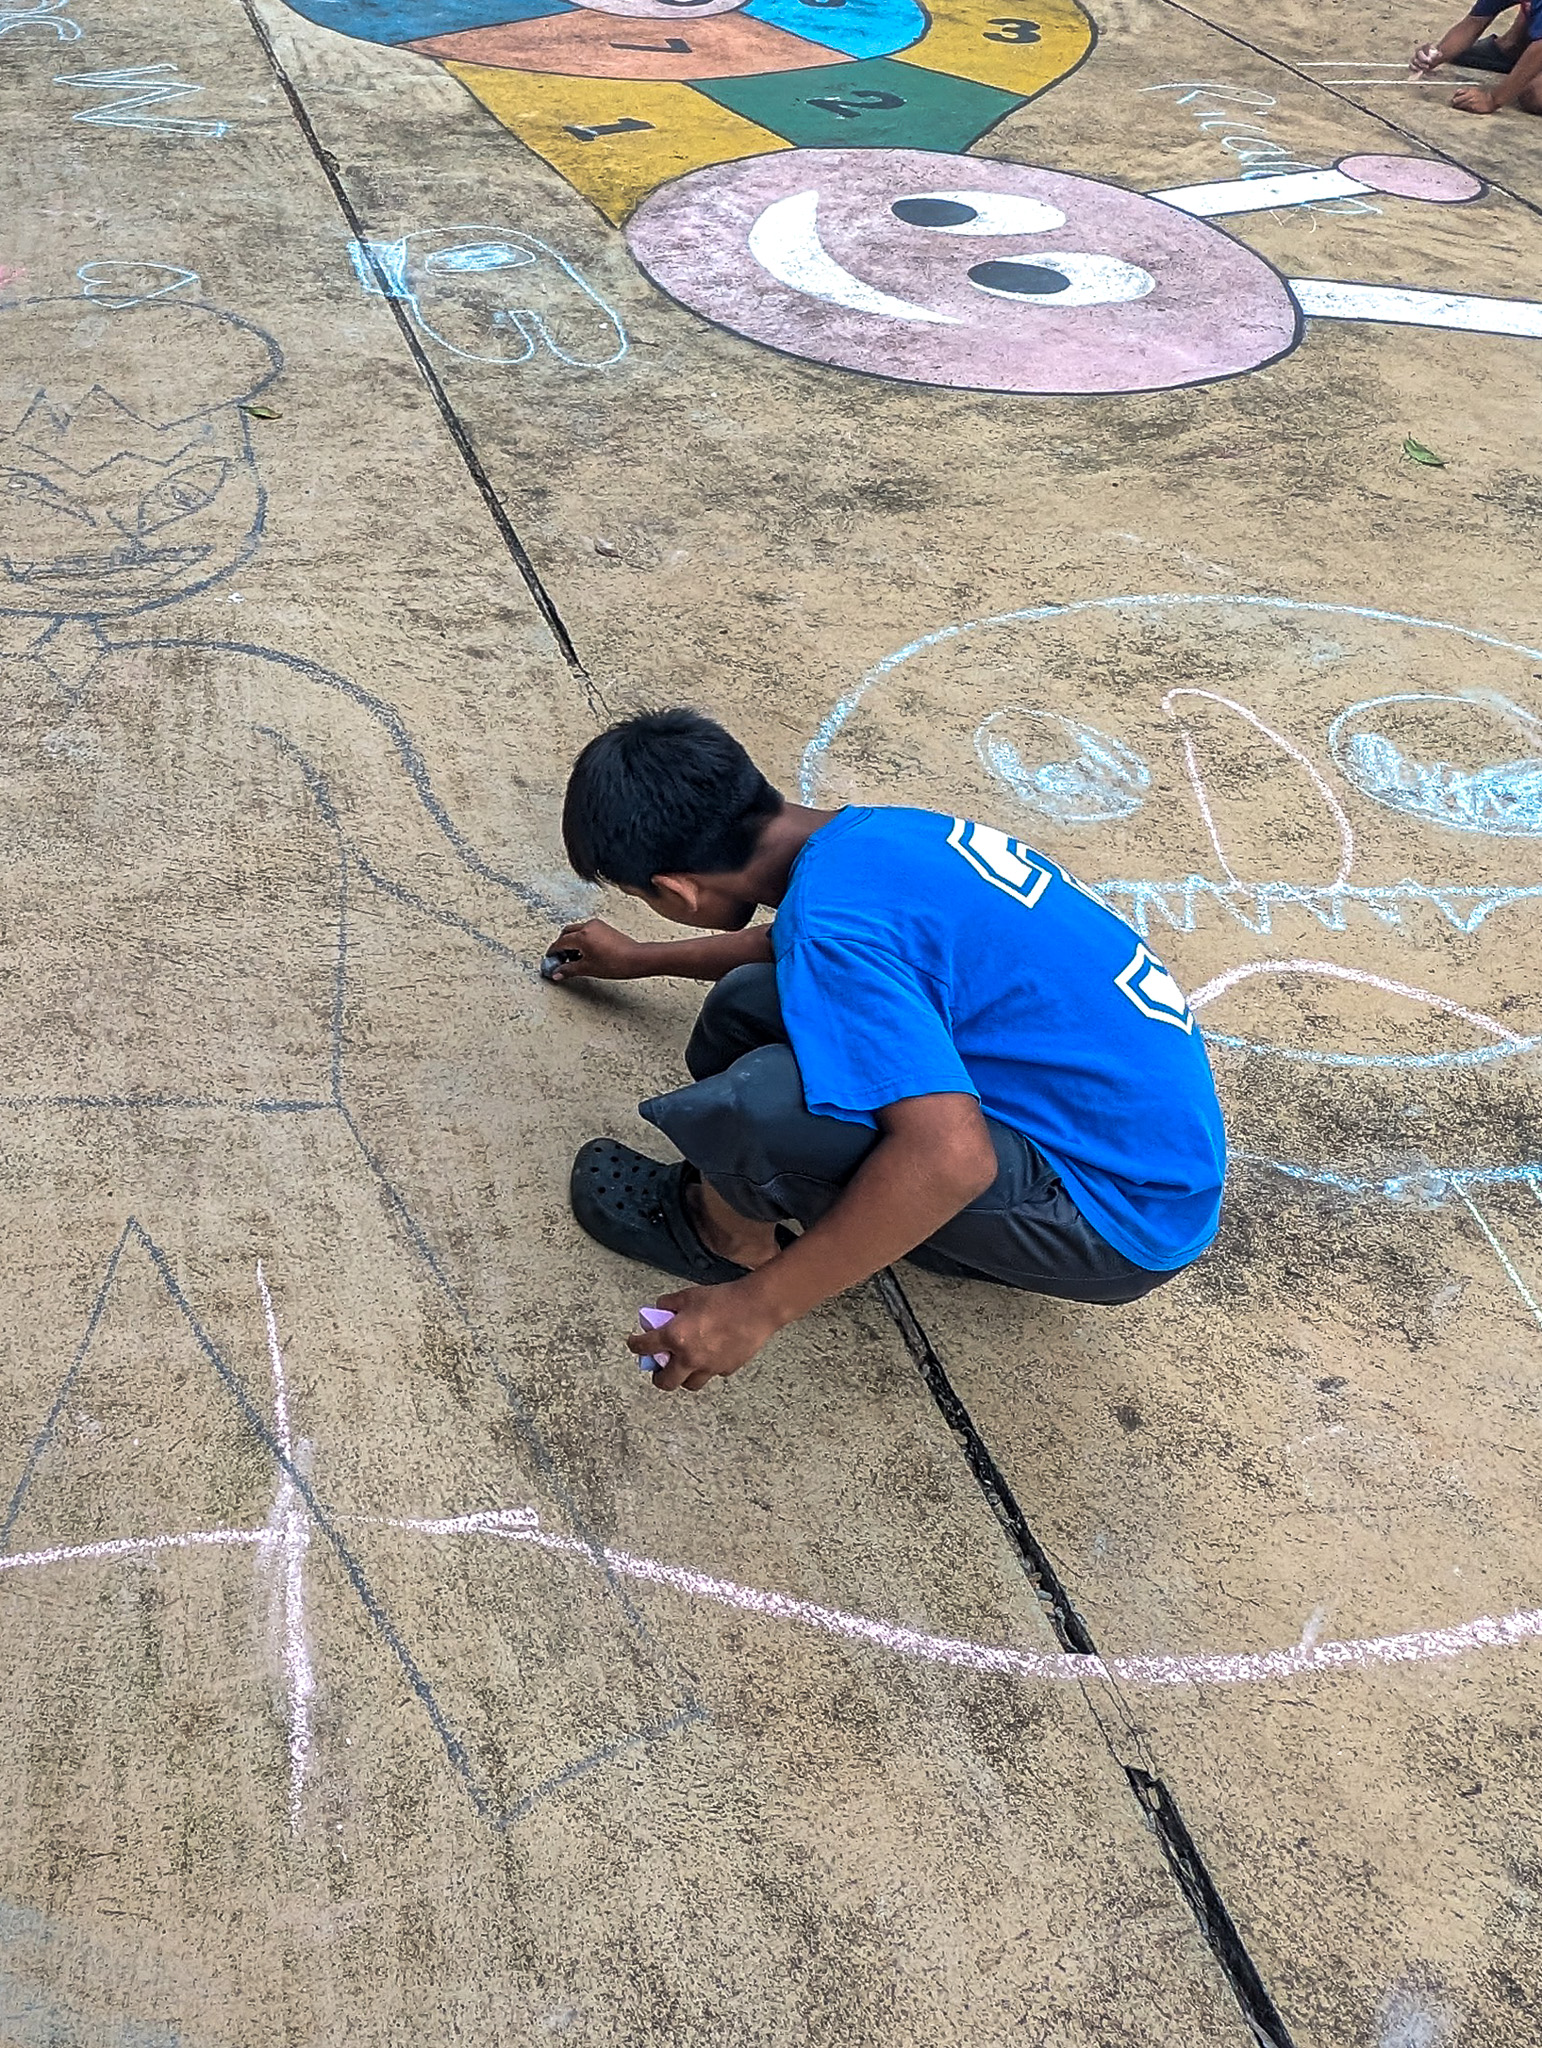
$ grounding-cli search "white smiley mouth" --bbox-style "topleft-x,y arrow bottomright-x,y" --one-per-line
748,191 -> 962,325
746,190 -> 1157,324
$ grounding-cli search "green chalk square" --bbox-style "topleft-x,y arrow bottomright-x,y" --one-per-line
690,58 -> 1022,153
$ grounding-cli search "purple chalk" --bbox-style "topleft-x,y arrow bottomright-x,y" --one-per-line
638,1304 -> 674,1373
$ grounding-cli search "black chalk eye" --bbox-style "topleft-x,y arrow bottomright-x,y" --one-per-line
967,260 -> 1071,297
891,197 -> 979,227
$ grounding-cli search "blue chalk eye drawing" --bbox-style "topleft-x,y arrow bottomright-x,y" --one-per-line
422,243 -> 537,274
974,707 -> 1150,825
138,459 -> 231,532
1328,691 -> 1542,837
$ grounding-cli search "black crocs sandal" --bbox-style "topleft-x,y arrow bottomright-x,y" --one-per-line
570,1139 -> 750,1283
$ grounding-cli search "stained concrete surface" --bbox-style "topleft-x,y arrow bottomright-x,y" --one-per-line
2,0 -> 1539,2041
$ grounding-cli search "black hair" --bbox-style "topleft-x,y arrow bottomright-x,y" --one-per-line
562,709 -> 783,889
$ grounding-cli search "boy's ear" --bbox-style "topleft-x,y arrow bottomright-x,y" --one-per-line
648,873 -> 701,920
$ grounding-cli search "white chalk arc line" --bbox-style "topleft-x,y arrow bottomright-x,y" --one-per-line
7,1510 -> 1538,1694
1187,958 -> 1525,1046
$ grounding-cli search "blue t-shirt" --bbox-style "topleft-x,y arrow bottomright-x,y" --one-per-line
1473,0 -> 1539,33
771,808 -> 1226,1270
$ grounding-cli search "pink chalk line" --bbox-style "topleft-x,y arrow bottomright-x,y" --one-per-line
1187,958 -> 1522,1045
257,1262 -> 314,1835
371,1513 -> 1542,1692
1162,687 -> 1355,891
5,1509 -> 1538,1696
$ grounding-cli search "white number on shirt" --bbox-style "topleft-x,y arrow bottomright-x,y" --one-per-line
1115,943 -> 1195,1033
947,818 -> 1052,908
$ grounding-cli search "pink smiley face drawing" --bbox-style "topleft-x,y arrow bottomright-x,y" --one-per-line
625,147 -> 1301,395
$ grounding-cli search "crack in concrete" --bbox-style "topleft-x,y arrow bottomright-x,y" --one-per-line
231,0 -> 608,718
874,1265 -> 1298,2048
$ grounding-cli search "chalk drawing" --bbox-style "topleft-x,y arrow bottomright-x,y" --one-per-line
1329,692 -> 1542,835
1291,278 -> 1542,339
54,65 -> 229,138
804,592 -> 1542,1206
1187,960 -> 1522,1032
76,260 -> 200,307
974,708 -> 1149,824
0,1221 -> 705,1832
0,0 -> 79,39
1141,79 -> 1381,216
1162,685 -> 1355,889
0,288 -> 708,1824
273,0 -> 1538,392
14,1493 -> 1542,1700
349,227 -> 627,366
1097,877 -> 1542,947
257,1261 -> 314,1835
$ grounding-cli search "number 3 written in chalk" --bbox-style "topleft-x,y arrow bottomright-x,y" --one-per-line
985,17 -> 1041,40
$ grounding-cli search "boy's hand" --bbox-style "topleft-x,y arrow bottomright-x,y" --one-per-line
544,918 -> 645,982
1451,84 -> 1501,110
628,1281 -> 782,1391
1412,40 -> 1443,69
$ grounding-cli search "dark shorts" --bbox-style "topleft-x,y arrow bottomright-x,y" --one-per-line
640,964 -> 1188,1307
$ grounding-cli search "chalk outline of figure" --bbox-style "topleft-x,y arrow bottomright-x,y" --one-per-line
349,224 -> 629,366
0,291 -> 701,1829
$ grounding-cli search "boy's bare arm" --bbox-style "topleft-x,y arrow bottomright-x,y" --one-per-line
629,1093 -> 999,1391
1452,29 -> 1542,102
1413,11 -> 1488,66
546,917 -> 774,982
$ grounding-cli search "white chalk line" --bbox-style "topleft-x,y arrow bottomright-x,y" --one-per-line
19,1507 -> 1529,1696
257,1262 -> 314,1835
1455,1190 -> 1542,1331
1188,958 -> 1524,1045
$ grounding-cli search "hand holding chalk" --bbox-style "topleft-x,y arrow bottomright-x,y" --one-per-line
637,1304 -> 674,1374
